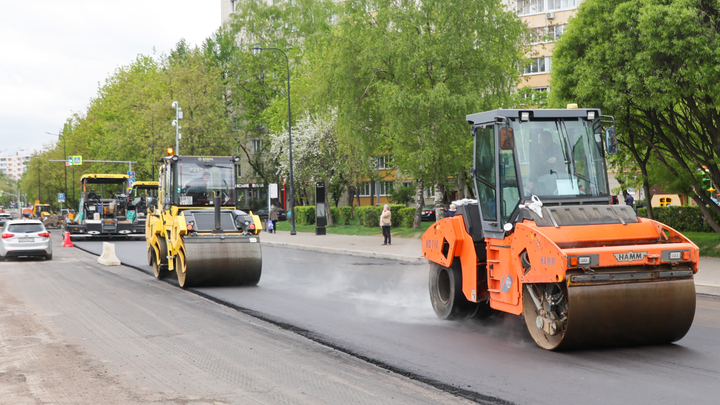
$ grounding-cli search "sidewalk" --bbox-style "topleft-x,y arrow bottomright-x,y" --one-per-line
260,230 -> 720,297
260,229 -> 424,264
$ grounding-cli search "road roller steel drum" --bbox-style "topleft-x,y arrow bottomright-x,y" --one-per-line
176,235 -> 262,288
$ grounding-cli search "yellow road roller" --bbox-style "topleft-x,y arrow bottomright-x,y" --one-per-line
146,153 -> 263,288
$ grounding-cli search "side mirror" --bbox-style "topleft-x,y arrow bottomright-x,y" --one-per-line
500,127 -> 515,150
606,128 -> 618,155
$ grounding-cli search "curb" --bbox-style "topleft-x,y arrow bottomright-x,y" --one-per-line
261,241 -> 426,264
696,284 -> 720,297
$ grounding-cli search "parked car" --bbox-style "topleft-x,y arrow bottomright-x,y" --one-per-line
421,205 -> 437,221
254,207 -> 288,221
0,213 -> 12,227
0,219 -> 53,261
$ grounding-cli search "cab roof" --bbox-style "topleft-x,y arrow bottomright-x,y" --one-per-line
132,181 -> 158,187
80,174 -> 129,184
465,108 -> 602,125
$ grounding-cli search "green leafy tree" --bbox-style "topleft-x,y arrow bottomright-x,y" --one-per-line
551,0 -> 720,233
316,0 -> 526,227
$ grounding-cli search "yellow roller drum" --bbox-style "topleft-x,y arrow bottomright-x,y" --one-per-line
175,235 -> 262,288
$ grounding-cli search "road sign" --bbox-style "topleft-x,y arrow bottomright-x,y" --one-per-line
72,156 -> 82,166
269,183 -> 278,199
58,193 -> 65,203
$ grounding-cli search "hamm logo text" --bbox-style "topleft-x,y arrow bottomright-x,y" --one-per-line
613,251 -> 647,262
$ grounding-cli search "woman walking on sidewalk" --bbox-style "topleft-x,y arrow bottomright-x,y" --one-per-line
380,204 -> 392,245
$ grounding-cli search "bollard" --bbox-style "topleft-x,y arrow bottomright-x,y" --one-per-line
98,242 -> 121,266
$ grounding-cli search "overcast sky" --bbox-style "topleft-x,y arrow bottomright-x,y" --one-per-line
0,1 -> 221,155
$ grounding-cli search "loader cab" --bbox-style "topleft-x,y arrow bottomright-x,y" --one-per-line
159,156 -> 241,209
469,109 -> 613,238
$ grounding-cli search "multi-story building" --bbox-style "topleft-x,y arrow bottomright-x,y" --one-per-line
0,149 -> 32,181
509,0 -> 582,93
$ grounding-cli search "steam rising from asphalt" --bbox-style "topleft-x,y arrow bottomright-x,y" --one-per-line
261,248 -> 535,345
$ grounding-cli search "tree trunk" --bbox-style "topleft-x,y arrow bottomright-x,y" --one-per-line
413,178 -> 424,229
434,182 -> 445,221
325,189 -> 333,226
355,182 -> 361,208
458,170 -> 467,199
642,178 -> 653,219
691,194 -> 720,234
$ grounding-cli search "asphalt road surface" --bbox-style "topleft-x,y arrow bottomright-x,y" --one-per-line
66,239 -> 720,405
0,235 -> 476,405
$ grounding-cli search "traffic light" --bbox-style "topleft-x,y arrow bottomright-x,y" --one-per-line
702,166 -> 715,192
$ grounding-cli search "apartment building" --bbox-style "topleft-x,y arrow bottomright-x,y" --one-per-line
0,149 -> 32,181
509,0 -> 583,92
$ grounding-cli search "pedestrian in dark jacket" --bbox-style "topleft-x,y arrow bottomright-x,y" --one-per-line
446,204 -> 456,218
268,204 -> 278,233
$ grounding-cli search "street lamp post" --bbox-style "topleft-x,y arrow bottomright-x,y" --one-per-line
130,104 -> 156,180
252,45 -> 296,235
46,131 -> 67,206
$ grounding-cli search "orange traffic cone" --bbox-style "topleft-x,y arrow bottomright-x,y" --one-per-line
62,231 -> 74,247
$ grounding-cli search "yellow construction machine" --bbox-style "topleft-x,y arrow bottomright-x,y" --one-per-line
146,153 -> 263,288
32,200 -> 51,220
128,181 -> 158,227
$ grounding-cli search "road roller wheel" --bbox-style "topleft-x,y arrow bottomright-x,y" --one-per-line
522,283 -> 568,350
175,250 -> 188,288
429,261 -> 474,320
150,246 -> 169,279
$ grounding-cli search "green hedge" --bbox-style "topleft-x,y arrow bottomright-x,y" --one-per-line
339,206 -> 352,225
638,206 -> 719,232
363,206 -> 383,227
294,206 -> 316,225
355,206 -> 370,226
389,204 -> 406,227
399,207 -> 415,228
329,207 -> 340,224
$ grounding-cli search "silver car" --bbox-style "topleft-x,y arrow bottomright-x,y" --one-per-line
0,219 -> 53,261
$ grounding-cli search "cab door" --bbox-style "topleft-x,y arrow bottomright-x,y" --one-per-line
473,123 -> 502,238
474,123 -> 521,313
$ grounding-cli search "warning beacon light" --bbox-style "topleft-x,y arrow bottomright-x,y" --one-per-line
166,147 -> 174,156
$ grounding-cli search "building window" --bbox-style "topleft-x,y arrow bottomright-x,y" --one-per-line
522,57 -> 551,75
359,182 -> 372,196
548,0 -> 577,11
377,154 -> 393,170
379,181 -> 393,196
527,24 -> 566,45
359,181 -> 395,197
518,0 -> 577,15
517,0 -> 544,16
251,139 -> 262,152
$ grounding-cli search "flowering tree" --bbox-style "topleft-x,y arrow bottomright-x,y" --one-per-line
269,108 -> 342,223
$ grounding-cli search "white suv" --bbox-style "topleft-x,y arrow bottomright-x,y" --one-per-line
0,219 -> 53,261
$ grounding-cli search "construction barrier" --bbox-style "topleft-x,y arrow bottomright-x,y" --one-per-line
62,232 -> 74,247
98,242 -> 121,266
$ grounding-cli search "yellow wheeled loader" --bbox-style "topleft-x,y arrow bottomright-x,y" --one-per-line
146,153 -> 263,288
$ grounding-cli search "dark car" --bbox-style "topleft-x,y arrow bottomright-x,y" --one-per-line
254,207 -> 288,221
0,213 -> 12,227
421,205 -> 436,221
